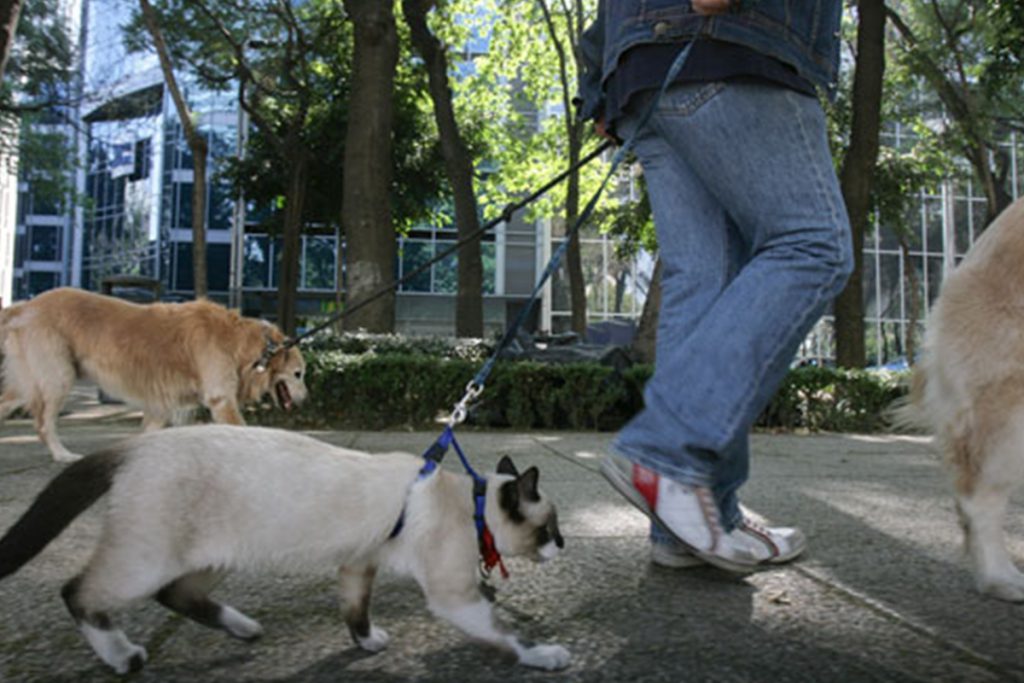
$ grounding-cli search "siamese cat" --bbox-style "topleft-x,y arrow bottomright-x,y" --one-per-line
0,425 -> 569,673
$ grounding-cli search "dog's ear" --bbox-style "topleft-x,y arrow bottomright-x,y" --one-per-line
497,455 -> 519,477
517,466 -> 541,502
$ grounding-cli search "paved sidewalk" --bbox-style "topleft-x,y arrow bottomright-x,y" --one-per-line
2,386 -> 1024,681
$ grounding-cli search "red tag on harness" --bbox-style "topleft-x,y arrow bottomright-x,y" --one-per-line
479,526 -> 509,579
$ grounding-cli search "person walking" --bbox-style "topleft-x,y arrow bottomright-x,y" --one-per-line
577,0 -> 853,572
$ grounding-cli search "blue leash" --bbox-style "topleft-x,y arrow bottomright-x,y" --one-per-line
391,33 -> 704,573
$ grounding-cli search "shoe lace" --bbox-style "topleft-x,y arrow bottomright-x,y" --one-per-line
739,515 -> 768,535
737,515 -> 779,558
686,484 -> 724,548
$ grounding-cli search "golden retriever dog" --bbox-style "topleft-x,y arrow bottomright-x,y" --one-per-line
0,288 -> 307,463
904,197 -> 1024,601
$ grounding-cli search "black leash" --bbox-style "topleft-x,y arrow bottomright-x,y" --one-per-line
272,140 -> 612,358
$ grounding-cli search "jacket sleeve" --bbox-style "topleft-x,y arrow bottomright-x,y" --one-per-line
574,4 -> 605,123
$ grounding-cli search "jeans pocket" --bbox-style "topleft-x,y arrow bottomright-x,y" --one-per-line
657,82 -> 726,118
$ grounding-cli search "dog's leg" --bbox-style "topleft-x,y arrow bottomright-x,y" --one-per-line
338,563 -> 389,652
198,360 -> 246,425
959,485 -> 1024,601
425,588 -> 570,670
206,395 -> 245,425
19,336 -> 80,462
956,421 -> 1024,602
34,390 -> 80,463
62,576 -> 148,674
155,570 -> 263,640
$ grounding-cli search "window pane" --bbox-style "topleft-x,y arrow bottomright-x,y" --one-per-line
303,236 -> 336,290
175,242 -> 193,291
923,196 -> 943,254
434,240 -> 457,294
208,177 -> 232,231
29,225 -> 60,261
243,235 -> 270,288
481,242 -> 496,295
27,271 -> 59,296
176,183 -> 193,229
272,238 -> 282,288
207,243 -> 230,292
399,240 -> 433,292
581,241 -> 604,313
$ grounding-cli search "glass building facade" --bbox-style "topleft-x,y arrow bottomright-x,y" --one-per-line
800,125 -> 1024,367
10,0 -> 1024,351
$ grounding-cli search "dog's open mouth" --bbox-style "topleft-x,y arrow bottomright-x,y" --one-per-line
275,380 -> 293,411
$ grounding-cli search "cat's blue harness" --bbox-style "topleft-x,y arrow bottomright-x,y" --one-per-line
388,425 -> 508,579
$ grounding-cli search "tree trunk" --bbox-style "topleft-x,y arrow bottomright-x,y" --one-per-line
967,144 -> 1012,226
278,150 -> 308,336
630,257 -> 661,365
0,0 -> 22,83
537,0 -> 587,338
340,0 -> 398,333
402,0 -> 483,338
565,131 -> 586,337
190,140 -> 208,298
139,0 -> 208,298
834,0 -> 885,369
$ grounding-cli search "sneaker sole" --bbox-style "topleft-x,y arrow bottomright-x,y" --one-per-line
650,545 -> 707,569
600,457 -> 755,574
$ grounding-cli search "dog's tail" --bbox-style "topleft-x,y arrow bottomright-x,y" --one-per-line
0,305 -> 12,348
887,363 -> 930,433
0,450 -> 123,580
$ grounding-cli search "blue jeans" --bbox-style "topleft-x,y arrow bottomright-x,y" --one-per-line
612,81 -> 853,533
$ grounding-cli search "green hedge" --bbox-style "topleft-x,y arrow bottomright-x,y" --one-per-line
249,348 -> 907,433
758,366 -> 906,433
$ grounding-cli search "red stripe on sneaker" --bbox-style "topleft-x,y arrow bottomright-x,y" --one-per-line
632,464 -> 659,508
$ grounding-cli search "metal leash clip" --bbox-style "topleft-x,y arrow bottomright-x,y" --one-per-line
449,381 -> 483,426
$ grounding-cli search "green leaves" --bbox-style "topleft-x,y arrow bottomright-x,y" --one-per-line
249,339 -> 907,433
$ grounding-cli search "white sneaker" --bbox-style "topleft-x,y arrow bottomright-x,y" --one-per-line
650,507 -> 807,568
601,453 -> 759,573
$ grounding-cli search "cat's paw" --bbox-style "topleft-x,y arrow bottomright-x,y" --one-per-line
357,626 -> 390,653
519,643 -> 571,670
108,644 -> 147,675
222,606 -> 264,640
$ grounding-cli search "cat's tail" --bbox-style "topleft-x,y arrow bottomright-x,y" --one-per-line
0,450 -> 124,580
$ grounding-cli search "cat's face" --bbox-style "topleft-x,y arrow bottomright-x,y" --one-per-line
488,456 -> 564,562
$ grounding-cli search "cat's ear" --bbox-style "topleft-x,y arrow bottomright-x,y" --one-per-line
497,455 -> 519,477
517,466 -> 541,502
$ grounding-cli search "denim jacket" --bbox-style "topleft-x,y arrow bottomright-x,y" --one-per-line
577,0 -> 842,121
